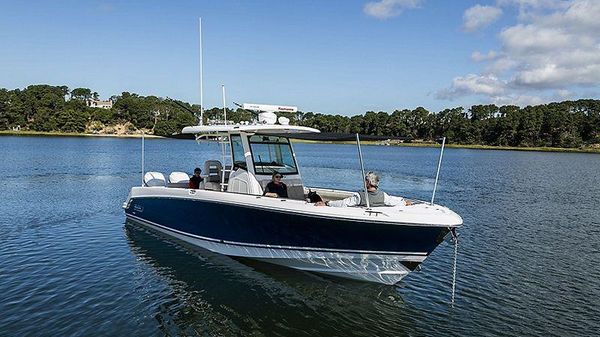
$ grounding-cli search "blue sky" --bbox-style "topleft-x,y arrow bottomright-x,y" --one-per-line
1,0 -> 599,115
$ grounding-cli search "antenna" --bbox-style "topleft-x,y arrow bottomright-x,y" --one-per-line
222,84 -> 227,126
199,17 -> 204,125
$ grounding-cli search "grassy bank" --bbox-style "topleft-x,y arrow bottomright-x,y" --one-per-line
390,142 -> 600,153
292,138 -> 600,153
0,130 -> 163,139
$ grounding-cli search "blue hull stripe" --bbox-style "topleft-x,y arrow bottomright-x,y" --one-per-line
126,197 -> 448,255
126,213 -> 426,256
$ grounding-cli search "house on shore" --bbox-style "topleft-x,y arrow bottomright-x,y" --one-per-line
86,99 -> 113,109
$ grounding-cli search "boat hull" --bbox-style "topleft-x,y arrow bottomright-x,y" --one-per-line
124,195 -> 451,285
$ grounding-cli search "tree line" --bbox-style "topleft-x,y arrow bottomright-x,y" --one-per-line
299,103 -> 600,147
0,84 -> 599,148
0,85 -> 197,136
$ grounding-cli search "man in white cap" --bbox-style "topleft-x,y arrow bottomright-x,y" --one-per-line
316,171 -> 412,207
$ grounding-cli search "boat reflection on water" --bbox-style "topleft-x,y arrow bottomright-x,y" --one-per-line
124,220 -> 425,336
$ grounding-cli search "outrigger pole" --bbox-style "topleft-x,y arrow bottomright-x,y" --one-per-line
222,85 -> 227,125
355,133 -> 370,209
431,137 -> 446,205
199,17 -> 204,125
429,136 -> 458,306
141,130 -> 145,186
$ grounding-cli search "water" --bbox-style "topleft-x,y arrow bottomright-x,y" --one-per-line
1,136 -> 599,336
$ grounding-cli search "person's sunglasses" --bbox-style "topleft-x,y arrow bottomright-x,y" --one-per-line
274,175 -> 282,178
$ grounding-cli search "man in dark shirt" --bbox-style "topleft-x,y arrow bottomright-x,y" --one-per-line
188,167 -> 203,189
264,172 -> 288,198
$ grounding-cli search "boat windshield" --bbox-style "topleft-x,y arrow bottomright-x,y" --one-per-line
230,135 -> 247,170
248,135 -> 298,175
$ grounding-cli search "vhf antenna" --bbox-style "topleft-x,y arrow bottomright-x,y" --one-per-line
199,17 -> 204,125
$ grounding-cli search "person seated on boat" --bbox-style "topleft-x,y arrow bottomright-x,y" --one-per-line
316,171 -> 412,207
188,167 -> 203,189
263,172 -> 288,198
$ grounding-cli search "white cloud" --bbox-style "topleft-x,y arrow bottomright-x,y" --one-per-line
496,0 -> 600,88
363,0 -> 422,19
499,24 -> 572,54
541,0 -> 600,32
514,63 -> 600,87
484,57 -> 518,74
439,0 -> 600,105
463,5 -> 503,32
472,50 -> 498,62
492,94 -> 546,106
436,74 -> 548,107
436,74 -> 506,100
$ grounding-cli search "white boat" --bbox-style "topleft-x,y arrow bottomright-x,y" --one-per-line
123,105 -> 462,285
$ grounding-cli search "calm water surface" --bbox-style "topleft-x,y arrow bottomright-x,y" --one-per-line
0,136 -> 599,336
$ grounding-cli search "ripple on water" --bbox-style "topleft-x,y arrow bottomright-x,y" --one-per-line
1,137 -> 599,336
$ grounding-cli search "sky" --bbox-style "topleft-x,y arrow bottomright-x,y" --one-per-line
1,0 -> 599,115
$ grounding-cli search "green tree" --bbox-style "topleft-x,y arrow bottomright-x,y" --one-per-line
517,105 -> 544,146
112,92 -> 157,129
70,88 -> 92,101
405,107 -> 431,139
497,105 -> 519,146
154,109 -> 196,136
435,107 -> 470,143
387,110 -> 409,137
1,83 -> 599,148
21,85 -> 67,131
57,108 -> 88,132
469,104 -> 499,144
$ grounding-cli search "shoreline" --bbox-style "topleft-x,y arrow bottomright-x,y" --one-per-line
0,130 -> 164,139
2,130 -> 599,153
291,139 -> 600,154
389,142 -> 600,153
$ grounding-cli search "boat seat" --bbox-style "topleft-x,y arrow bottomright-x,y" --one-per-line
204,182 -> 219,190
144,172 -> 166,187
167,171 -> 189,188
204,160 -> 222,182
204,160 -> 223,191
259,178 -> 305,200
287,184 -> 306,200
228,169 -> 263,195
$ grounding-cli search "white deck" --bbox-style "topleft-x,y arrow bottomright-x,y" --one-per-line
126,186 -> 463,227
